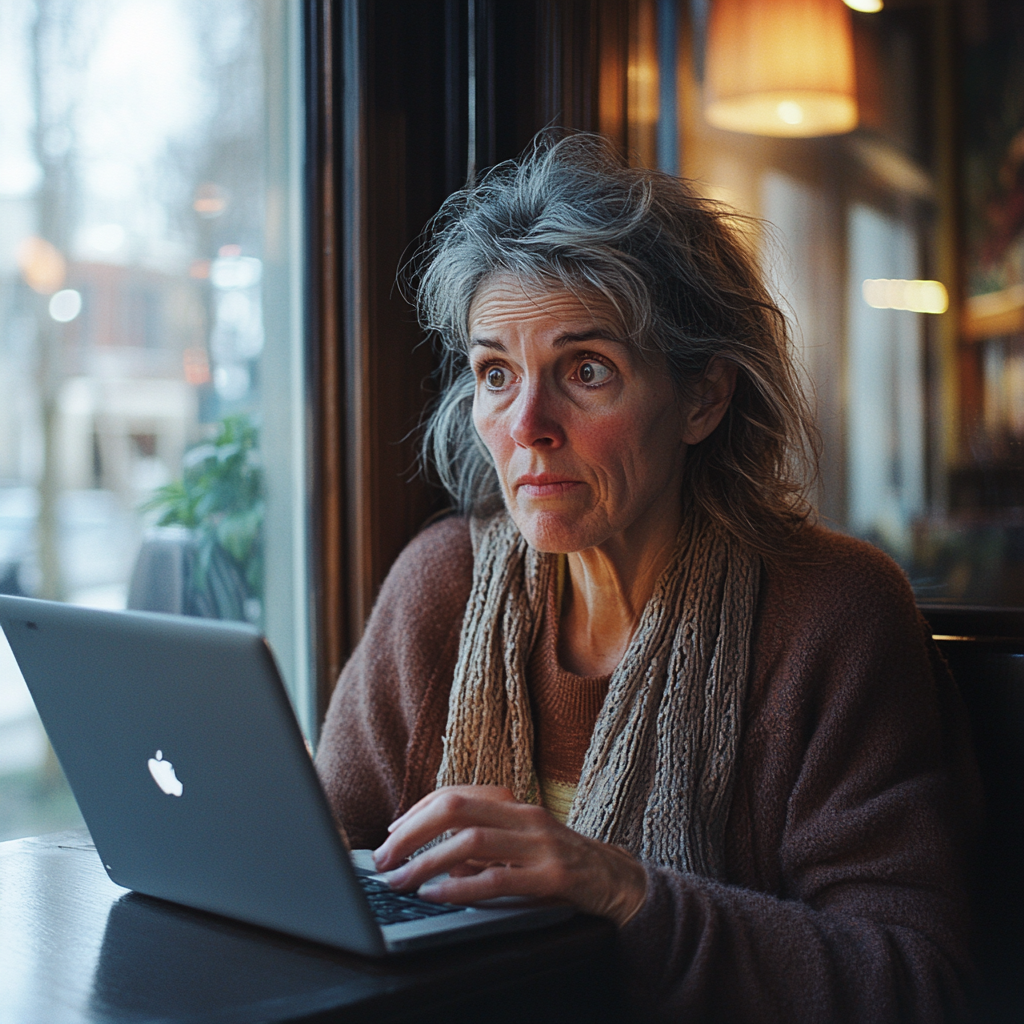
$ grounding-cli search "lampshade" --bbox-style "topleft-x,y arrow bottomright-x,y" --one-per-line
705,0 -> 858,138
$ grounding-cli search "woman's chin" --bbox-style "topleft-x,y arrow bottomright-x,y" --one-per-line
509,506 -> 602,554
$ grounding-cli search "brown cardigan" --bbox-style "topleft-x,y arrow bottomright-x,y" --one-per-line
316,516 -> 979,1023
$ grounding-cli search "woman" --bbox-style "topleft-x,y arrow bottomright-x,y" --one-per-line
316,134 -> 977,1021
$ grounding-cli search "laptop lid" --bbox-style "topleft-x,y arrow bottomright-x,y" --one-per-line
0,595 -> 386,956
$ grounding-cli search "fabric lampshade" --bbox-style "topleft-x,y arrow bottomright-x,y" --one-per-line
705,0 -> 858,137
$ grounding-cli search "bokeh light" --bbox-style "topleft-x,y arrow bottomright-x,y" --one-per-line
48,289 -> 83,323
862,279 -> 949,314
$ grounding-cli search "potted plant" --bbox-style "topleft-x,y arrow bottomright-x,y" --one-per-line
136,415 -> 264,624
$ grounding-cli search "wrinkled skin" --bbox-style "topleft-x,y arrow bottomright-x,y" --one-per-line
374,786 -> 647,925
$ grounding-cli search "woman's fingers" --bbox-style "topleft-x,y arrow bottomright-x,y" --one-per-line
417,863 -> 558,905
385,822 -> 545,892
385,785 -> 515,834
374,787 -> 527,870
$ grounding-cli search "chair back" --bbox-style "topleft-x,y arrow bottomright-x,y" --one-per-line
920,605 -> 1024,1023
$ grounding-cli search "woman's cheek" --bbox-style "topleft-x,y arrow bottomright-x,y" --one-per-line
473,405 -> 511,472
570,414 -> 624,472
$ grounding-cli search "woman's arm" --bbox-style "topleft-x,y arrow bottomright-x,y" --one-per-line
613,629 -> 976,1024
314,517 -> 473,849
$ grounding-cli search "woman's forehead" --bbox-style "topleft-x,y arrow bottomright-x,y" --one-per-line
467,273 -> 623,336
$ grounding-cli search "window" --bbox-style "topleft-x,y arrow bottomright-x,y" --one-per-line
0,0 -> 309,841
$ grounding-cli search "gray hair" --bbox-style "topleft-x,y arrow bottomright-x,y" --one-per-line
411,131 -> 818,555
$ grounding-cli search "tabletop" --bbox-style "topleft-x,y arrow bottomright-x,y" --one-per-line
0,828 -> 622,1024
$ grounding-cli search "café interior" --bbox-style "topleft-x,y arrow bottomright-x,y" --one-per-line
0,0 -> 1022,1020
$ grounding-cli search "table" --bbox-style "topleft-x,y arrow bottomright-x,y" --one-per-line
0,829 -> 622,1023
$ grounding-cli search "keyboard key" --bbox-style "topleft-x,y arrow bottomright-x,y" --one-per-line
357,875 -> 468,925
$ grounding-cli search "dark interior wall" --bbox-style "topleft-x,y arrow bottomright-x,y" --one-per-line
362,0 -> 452,592
316,0 -> 634,704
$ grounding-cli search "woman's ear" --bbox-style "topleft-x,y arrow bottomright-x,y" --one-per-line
681,358 -> 737,445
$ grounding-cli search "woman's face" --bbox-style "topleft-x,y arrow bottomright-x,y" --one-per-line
469,274 -> 688,554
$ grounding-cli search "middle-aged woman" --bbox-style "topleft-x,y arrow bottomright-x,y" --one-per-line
316,133 -> 978,1022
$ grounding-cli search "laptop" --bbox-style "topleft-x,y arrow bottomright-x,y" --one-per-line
0,595 -> 571,955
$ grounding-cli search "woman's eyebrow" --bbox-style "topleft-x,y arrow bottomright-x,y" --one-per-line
552,328 -> 624,347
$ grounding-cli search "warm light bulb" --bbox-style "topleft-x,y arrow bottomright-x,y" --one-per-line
777,101 -> 805,125
844,0 -> 883,12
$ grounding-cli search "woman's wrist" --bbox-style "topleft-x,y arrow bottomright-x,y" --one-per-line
600,843 -> 648,927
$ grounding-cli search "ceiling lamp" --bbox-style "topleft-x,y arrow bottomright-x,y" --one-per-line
705,0 -> 858,138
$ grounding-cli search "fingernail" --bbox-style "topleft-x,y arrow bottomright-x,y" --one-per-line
387,868 -> 409,888
417,883 -> 442,900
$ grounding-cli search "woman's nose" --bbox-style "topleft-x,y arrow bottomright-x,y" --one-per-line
508,382 -> 565,450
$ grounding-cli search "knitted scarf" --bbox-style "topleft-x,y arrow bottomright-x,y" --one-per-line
435,511 -> 761,878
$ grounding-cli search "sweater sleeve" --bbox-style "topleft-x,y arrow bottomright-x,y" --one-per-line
314,517 -> 472,850
615,536 -> 979,1024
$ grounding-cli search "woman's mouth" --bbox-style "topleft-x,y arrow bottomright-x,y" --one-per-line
515,474 -> 583,498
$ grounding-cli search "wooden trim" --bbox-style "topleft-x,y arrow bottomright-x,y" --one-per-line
341,0 -> 375,657
444,0 -> 468,191
598,0 -> 629,152
919,603 -> 1024,642
305,0 -> 346,728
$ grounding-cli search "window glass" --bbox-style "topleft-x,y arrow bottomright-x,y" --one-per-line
845,203 -> 926,560
0,0 -> 308,842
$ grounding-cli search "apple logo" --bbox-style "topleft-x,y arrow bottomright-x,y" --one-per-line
147,750 -> 184,797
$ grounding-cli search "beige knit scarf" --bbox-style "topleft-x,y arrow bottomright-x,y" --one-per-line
435,511 -> 761,878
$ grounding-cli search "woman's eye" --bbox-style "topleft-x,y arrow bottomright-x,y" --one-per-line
577,360 -> 612,386
485,366 -> 508,390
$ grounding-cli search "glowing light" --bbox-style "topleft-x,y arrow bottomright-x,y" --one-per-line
17,237 -> 67,295
192,182 -> 228,218
210,254 -> 262,290
76,223 -> 127,259
844,0 -> 882,12
49,289 -> 83,323
862,279 -> 948,314
777,101 -> 805,125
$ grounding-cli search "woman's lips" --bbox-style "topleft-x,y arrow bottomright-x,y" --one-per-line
515,475 -> 583,498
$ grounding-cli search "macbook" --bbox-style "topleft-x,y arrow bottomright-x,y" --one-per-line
0,595 -> 570,955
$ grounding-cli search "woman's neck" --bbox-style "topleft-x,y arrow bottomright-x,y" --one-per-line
558,506 -> 682,677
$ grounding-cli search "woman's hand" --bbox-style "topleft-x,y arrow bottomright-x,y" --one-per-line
372,785 -> 647,927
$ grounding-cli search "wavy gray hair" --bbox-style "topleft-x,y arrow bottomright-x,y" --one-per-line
411,132 -> 817,555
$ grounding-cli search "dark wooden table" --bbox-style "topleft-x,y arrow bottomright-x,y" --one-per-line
0,829 -> 622,1023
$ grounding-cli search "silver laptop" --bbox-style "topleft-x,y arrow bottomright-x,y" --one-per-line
0,595 -> 570,955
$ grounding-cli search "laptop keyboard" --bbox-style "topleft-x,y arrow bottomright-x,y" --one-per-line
357,874 -> 469,926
